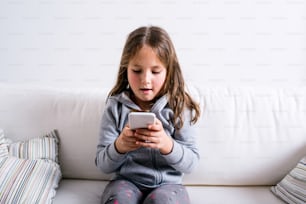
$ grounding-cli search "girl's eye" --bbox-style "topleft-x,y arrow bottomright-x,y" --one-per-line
132,69 -> 141,73
152,71 -> 161,74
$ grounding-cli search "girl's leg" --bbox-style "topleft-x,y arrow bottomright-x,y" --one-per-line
143,184 -> 190,204
101,180 -> 143,204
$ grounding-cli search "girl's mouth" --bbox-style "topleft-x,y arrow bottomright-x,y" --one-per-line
140,88 -> 152,94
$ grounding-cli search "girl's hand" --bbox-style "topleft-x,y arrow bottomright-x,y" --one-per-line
115,125 -> 141,154
134,118 -> 174,155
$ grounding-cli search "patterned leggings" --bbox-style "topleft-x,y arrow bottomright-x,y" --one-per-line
101,179 -> 190,204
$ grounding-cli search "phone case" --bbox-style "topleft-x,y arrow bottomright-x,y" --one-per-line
128,112 -> 156,129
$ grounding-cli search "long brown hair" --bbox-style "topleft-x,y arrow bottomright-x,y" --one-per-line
109,26 -> 200,129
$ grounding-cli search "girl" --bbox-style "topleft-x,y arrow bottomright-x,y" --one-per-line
96,26 -> 200,204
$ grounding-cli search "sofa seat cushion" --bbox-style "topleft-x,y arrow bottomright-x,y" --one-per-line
53,179 -> 285,204
53,179 -> 107,204
188,186 -> 285,204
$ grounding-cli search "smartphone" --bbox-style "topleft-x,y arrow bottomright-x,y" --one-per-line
128,112 -> 156,130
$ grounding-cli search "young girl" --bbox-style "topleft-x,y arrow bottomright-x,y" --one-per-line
96,26 -> 200,204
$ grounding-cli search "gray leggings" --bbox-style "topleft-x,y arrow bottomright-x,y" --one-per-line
101,179 -> 190,204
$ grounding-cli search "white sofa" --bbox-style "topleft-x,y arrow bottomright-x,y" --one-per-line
0,84 -> 305,204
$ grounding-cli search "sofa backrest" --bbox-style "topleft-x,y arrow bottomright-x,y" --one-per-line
0,85 -> 111,181
0,84 -> 305,186
189,86 -> 306,185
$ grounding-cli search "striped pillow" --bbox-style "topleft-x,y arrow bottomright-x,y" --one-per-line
0,157 -> 61,204
0,130 -> 61,204
271,156 -> 306,204
8,130 -> 59,163
0,129 -> 9,158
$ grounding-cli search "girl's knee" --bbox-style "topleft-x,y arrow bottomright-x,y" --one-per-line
143,185 -> 190,204
101,180 -> 142,204
104,190 -> 140,204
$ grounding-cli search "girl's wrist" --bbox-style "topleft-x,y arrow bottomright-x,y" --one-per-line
160,138 -> 174,155
114,138 -> 125,154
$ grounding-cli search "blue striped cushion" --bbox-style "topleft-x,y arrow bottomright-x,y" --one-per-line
271,156 -> 306,204
8,130 -> 59,163
0,130 -> 61,203
0,157 -> 61,204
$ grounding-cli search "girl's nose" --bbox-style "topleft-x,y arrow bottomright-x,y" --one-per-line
141,71 -> 151,84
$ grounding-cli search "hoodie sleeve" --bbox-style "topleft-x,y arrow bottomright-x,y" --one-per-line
162,110 -> 200,174
95,98 -> 127,174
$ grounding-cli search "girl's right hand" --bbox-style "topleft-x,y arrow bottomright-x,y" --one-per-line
114,125 -> 141,154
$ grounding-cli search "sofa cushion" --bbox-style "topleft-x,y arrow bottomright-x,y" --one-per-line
53,180 -> 285,204
53,179 -> 107,204
184,87 -> 306,186
0,85 -> 111,180
0,130 -> 61,204
0,85 -> 306,185
187,186 -> 285,204
271,156 -> 306,204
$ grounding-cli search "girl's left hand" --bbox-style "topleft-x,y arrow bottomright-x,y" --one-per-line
134,118 -> 173,155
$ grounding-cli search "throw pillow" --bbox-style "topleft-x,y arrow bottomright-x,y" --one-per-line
271,156 -> 306,204
0,157 -> 61,204
0,129 -> 9,158
8,130 -> 59,163
0,130 -> 61,204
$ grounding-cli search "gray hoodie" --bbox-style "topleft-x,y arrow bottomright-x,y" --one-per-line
95,92 -> 199,188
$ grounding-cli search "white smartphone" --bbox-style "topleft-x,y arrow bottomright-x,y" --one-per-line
128,112 -> 156,130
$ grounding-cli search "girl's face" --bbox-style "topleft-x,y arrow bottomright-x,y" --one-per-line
127,45 -> 167,110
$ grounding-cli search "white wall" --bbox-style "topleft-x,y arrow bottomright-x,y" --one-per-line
0,0 -> 305,90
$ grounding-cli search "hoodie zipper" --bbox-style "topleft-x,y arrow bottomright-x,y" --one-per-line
151,148 -> 162,185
